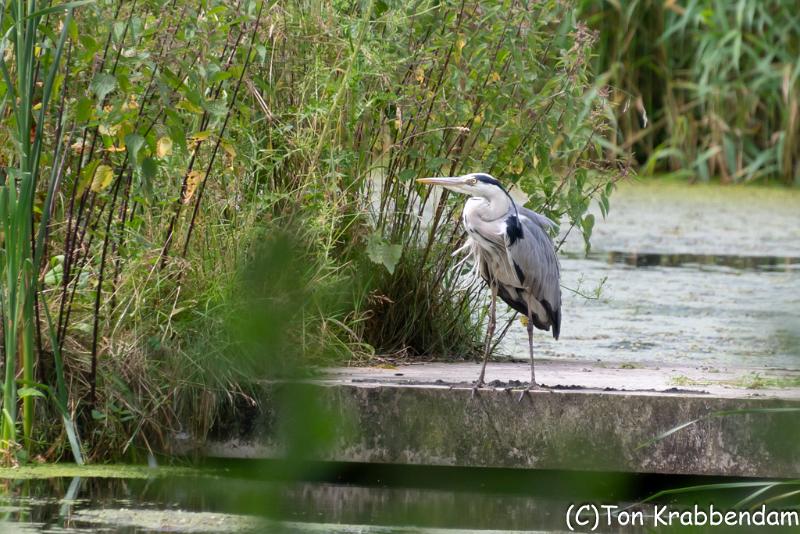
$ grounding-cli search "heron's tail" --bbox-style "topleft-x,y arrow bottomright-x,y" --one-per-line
452,240 -> 482,282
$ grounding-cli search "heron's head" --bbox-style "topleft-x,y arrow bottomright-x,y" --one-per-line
416,173 -> 505,198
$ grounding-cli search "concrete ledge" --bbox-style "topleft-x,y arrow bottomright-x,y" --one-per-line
326,360 -> 800,399
201,361 -> 800,478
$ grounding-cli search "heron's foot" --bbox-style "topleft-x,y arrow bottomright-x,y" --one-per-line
516,382 -> 540,403
471,378 -> 486,398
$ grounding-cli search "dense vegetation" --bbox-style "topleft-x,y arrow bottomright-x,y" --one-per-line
1,0 -> 794,465
0,0 -> 618,464
580,0 -> 800,185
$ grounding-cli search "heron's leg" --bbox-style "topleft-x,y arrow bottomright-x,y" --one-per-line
473,282 -> 498,393
517,311 -> 538,402
527,314 -> 537,386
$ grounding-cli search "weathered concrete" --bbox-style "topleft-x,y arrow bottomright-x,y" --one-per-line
198,360 -> 800,478
325,359 -> 800,399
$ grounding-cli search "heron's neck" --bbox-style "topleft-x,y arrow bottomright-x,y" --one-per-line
471,191 -> 513,221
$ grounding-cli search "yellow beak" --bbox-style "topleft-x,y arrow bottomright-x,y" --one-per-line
415,176 -> 467,186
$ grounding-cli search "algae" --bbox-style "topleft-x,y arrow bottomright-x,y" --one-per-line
671,373 -> 800,390
0,463 -> 200,480
73,508 -> 265,533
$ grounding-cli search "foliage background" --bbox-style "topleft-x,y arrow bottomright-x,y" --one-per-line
579,0 -> 800,185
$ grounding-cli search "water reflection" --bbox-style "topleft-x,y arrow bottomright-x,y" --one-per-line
0,463 -> 763,533
563,250 -> 800,272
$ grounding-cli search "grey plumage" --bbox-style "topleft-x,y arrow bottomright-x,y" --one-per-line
502,206 -> 561,338
417,172 -> 562,396
463,195 -> 561,339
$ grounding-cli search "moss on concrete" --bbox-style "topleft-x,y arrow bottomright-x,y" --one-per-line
202,381 -> 800,478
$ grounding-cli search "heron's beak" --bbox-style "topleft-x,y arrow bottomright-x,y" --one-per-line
416,176 -> 468,188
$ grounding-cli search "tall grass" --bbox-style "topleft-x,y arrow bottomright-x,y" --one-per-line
0,1 -> 87,462
0,0 -> 263,463
580,0 -> 800,185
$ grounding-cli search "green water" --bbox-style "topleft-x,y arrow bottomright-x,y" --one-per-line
0,462 -> 787,533
0,463 -> 583,533
501,182 -> 800,370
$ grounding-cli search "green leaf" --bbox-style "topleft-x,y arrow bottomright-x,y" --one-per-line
581,213 -> 595,234
117,73 -> 131,93
203,99 -> 227,118
75,97 -> 93,122
18,387 -> 46,399
208,70 -> 232,84
581,213 -> 595,255
397,169 -> 416,181
599,192 -> 610,219
112,21 -> 126,42
79,34 -> 98,55
177,99 -> 204,114
67,17 -> 79,42
90,73 -> 117,102
26,0 -> 94,20
124,133 -> 145,163
72,322 -> 93,334
425,157 -> 450,171
374,0 -> 389,17
140,157 -> 158,181
44,263 -> 63,287
366,234 -> 402,274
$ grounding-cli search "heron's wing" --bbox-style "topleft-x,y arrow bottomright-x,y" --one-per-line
517,206 -> 557,232
504,209 -> 562,338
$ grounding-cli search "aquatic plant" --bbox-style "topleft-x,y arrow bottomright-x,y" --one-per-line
580,0 -> 800,185
0,0 -> 88,463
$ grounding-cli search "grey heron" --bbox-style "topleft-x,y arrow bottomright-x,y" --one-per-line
417,173 -> 561,399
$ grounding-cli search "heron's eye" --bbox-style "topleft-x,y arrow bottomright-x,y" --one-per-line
467,178 -> 477,185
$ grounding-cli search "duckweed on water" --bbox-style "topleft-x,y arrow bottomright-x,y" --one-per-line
0,463 -> 200,480
72,509 -> 265,533
671,373 -> 800,390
